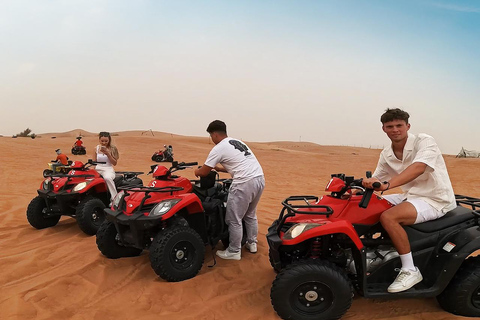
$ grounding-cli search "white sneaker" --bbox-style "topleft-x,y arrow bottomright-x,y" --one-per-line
216,249 -> 241,260
388,267 -> 423,293
245,242 -> 257,253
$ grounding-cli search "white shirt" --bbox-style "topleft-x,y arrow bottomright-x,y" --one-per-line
205,137 -> 264,184
96,145 -> 113,168
373,133 -> 456,213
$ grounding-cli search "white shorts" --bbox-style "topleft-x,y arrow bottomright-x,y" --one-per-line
382,194 -> 445,224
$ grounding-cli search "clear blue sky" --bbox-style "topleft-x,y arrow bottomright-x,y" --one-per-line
1,0 -> 479,154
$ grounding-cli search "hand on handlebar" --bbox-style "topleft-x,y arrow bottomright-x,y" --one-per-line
362,177 -> 387,191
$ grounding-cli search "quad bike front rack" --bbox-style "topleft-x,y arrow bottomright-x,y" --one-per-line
116,186 -> 185,213
275,196 -> 334,234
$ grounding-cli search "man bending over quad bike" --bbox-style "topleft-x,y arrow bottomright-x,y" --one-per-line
195,120 -> 265,261
362,108 -> 456,293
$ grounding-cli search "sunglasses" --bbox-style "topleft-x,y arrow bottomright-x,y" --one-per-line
99,131 -> 111,137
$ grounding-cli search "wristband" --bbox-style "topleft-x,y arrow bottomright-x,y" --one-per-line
381,181 -> 390,195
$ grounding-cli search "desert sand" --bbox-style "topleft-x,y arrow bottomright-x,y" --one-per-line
1,130 -> 479,320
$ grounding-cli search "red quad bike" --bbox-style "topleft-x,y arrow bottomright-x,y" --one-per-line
96,161 -> 234,282
27,159 -> 143,235
267,172 -> 480,320
151,145 -> 174,162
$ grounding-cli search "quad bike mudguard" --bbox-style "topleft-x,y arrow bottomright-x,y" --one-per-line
105,191 -> 207,248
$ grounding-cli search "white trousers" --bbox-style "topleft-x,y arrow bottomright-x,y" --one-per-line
95,166 -> 117,201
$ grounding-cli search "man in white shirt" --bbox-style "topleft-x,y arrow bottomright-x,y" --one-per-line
363,108 -> 456,293
195,120 -> 265,261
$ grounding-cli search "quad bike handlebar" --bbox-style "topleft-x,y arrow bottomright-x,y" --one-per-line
87,159 -> 106,165
44,173 -> 95,179
147,161 -> 198,175
118,186 -> 184,193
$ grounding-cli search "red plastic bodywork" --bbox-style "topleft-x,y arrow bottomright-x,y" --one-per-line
120,165 -> 202,217
41,161 -> 107,194
281,179 -> 394,249
325,177 -> 345,192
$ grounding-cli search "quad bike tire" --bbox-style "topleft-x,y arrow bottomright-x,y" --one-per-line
271,260 -> 353,320
72,147 -> 86,155
43,169 -> 53,177
26,196 -> 61,229
154,155 -> 163,162
149,226 -> 205,282
166,156 -> 174,162
436,256 -> 480,317
268,248 -> 279,273
96,221 -> 143,259
76,196 -> 106,235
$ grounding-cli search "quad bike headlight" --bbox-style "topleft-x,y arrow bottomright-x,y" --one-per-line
149,199 -> 181,217
42,179 -> 51,190
73,182 -> 88,192
283,223 -> 322,240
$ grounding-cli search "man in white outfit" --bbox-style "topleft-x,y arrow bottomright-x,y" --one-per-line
195,120 -> 265,261
363,108 -> 456,293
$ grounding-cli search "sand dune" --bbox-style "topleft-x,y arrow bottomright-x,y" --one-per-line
1,131 -> 478,320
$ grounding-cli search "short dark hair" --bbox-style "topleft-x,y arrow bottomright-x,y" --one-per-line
380,108 -> 410,124
99,131 -> 110,138
206,120 -> 227,134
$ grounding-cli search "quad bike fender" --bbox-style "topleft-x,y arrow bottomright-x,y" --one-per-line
80,179 -> 108,194
282,220 -> 364,250
441,225 -> 480,256
159,193 -> 204,220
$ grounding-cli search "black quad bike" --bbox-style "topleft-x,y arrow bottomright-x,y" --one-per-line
27,159 -> 143,235
267,172 -> 480,319
71,145 -> 87,155
96,161 -> 233,282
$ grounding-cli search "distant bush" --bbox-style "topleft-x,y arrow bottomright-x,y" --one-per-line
16,128 -> 36,138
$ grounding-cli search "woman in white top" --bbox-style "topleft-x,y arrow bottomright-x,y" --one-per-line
92,131 -> 119,202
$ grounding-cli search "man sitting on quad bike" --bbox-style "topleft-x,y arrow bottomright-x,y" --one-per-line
51,148 -> 69,174
151,144 -> 174,162
195,120 -> 265,261
362,108 -> 456,293
71,136 -> 86,155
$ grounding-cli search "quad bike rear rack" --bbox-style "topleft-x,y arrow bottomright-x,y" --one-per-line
275,196 -> 334,234
455,194 -> 480,217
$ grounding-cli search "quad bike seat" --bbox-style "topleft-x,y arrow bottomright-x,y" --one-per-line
113,174 -> 143,188
407,205 -> 475,233
193,183 -> 223,199
193,171 -> 222,199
